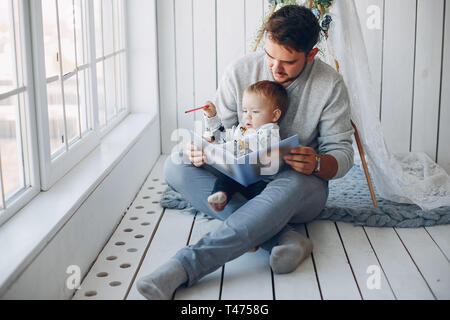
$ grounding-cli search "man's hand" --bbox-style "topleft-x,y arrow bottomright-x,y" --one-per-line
284,146 -> 318,175
284,146 -> 339,180
186,141 -> 206,167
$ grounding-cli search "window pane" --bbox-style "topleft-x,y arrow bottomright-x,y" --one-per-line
74,0 -> 87,66
120,52 -> 126,110
93,0 -> 127,127
74,1 -> 91,134
64,75 -> 80,143
118,0 -> 125,50
11,0 -> 24,87
0,0 -> 27,203
18,91 -> 29,182
58,0 -> 76,75
47,80 -> 65,156
96,61 -> 106,126
42,0 -> 60,78
42,0 -> 92,155
0,0 -> 14,94
104,57 -> 115,120
113,0 -> 121,51
93,0 -> 103,58
102,0 -> 114,56
115,55 -> 122,111
78,69 -> 91,134
0,96 -> 23,198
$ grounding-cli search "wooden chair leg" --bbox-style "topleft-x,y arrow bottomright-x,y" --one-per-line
351,121 -> 378,207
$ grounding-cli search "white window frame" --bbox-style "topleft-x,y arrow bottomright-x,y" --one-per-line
0,0 -> 41,226
0,0 -> 129,225
29,0 -> 129,191
95,0 -> 128,137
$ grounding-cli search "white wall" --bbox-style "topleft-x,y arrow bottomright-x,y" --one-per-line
157,0 -> 450,173
127,0 -> 159,114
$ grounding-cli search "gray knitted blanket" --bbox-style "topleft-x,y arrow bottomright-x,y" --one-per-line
160,164 -> 450,228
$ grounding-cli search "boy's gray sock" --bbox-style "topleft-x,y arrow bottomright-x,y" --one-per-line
269,230 -> 313,274
136,258 -> 188,300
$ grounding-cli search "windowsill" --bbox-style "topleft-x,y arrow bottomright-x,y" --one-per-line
0,111 -> 158,296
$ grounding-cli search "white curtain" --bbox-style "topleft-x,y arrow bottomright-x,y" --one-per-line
313,0 -> 450,210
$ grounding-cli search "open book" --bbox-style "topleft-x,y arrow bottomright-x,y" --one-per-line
191,131 -> 299,187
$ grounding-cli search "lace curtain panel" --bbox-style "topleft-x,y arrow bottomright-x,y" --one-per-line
300,0 -> 450,210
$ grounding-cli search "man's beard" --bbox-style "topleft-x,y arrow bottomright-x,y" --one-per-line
275,73 -> 300,85
272,60 -> 307,85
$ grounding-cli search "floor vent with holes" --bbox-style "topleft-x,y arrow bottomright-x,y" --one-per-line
72,162 -> 168,300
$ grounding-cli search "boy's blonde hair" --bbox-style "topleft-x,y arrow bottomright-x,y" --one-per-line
245,80 -> 289,117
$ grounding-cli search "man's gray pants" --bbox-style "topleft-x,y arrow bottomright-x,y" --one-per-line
165,152 -> 328,287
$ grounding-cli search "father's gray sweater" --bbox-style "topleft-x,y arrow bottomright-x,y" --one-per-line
213,51 -> 354,180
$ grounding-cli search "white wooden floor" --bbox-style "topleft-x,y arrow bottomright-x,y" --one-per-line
74,155 -> 450,300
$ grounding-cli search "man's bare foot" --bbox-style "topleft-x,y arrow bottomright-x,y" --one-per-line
207,191 -> 227,212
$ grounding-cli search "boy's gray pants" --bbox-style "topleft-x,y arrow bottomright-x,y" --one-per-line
165,152 -> 328,287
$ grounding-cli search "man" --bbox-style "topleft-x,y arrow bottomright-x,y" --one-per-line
137,5 -> 354,300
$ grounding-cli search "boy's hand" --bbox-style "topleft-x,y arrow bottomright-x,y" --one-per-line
186,141 -> 206,167
202,136 -> 214,143
203,136 -> 218,144
203,101 -> 217,118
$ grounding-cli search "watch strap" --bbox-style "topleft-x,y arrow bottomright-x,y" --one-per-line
314,155 -> 321,173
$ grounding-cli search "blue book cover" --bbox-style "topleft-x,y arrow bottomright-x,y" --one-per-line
191,131 -> 299,187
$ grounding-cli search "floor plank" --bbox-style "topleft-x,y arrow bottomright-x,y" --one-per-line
174,216 -> 224,300
336,222 -> 395,300
272,224 -> 321,300
425,225 -> 450,261
126,208 -> 195,300
364,227 -> 435,300
221,249 -> 273,300
306,220 -> 361,300
396,227 -> 450,299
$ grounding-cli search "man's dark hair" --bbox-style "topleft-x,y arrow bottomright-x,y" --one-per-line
265,5 -> 320,54
246,80 -> 289,117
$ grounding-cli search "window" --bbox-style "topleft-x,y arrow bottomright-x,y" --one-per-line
0,0 -> 128,225
94,0 -> 127,128
41,0 -> 93,158
0,0 -> 40,226
31,0 -> 128,190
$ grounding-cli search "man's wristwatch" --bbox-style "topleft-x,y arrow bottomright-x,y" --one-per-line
314,155 -> 321,173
